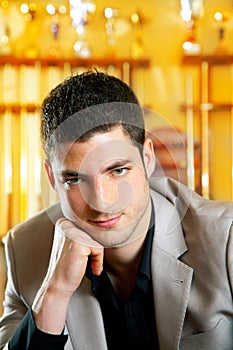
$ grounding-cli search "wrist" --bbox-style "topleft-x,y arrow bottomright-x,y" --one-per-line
33,284 -> 71,334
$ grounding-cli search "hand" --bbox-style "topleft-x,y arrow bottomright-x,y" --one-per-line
32,218 -> 104,334
51,218 -> 104,297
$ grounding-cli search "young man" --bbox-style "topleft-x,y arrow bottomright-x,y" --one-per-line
0,71 -> 233,350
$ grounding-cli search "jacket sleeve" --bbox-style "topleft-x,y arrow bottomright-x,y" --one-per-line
227,221 -> 233,295
0,232 -> 68,350
0,232 -> 28,349
8,309 -> 68,350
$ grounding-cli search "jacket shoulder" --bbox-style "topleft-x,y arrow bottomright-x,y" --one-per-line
3,203 -> 62,305
6,203 -> 62,242
149,176 -> 233,219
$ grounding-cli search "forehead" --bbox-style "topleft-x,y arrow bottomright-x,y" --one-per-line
53,126 -> 142,172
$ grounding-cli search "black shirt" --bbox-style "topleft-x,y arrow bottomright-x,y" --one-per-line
86,205 -> 159,349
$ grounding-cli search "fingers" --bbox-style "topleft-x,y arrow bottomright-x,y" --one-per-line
90,248 -> 104,276
56,218 -> 103,249
55,218 -> 104,276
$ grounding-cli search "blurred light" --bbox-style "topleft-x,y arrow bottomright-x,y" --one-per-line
182,41 -> 193,50
180,0 -> 192,22
5,164 -> 12,180
46,4 -> 56,15
20,3 -> 29,14
76,25 -> 84,34
1,35 -> 9,44
213,11 -> 223,22
87,2 -> 96,13
69,0 -> 81,6
59,5 -> 67,14
74,41 -> 82,51
70,7 -> 83,20
131,13 -> 139,24
182,41 -> 201,54
104,7 -> 113,19
5,164 -> 12,194
202,173 -> 209,188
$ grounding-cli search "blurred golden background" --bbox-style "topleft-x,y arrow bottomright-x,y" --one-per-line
0,0 -> 233,241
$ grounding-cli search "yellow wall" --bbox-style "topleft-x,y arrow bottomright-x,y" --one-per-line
0,0 -> 233,209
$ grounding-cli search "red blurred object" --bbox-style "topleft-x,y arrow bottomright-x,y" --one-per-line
148,127 -> 201,193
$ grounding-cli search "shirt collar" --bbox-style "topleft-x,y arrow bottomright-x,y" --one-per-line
137,200 -> 155,280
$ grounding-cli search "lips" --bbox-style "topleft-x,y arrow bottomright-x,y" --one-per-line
88,215 -> 122,228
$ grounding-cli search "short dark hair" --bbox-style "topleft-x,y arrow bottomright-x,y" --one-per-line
41,70 -> 145,159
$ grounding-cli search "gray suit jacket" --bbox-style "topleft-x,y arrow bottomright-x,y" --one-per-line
0,177 -> 233,350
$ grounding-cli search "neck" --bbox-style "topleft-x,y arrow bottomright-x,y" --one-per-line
104,234 -> 146,273
104,236 -> 146,301
104,199 -> 152,300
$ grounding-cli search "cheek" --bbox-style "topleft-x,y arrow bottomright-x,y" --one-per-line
57,187 -> 87,214
127,172 -> 149,206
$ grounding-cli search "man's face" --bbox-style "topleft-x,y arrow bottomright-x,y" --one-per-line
46,126 -> 155,248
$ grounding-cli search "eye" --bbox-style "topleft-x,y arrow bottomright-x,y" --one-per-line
111,167 -> 129,177
62,176 -> 84,187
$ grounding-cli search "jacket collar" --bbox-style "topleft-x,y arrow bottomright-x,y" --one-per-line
66,278 -> 108,350
150,189 -> 188,258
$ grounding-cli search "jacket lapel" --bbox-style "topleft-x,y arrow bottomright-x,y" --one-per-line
66,278 -> 108,350
65,190 -> 193,350
150,190 -> 193,350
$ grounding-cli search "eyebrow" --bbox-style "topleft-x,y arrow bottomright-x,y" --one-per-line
57,160 -> 132,178
57,170 -> 84,178
104,160 -> 131,172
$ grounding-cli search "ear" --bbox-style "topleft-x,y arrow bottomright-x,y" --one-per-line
44,159 -> 57,191
143,138 -> 156,178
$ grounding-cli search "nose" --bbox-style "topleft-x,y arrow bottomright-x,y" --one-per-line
80,175 -> 132,213
91,175 -> 118,212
